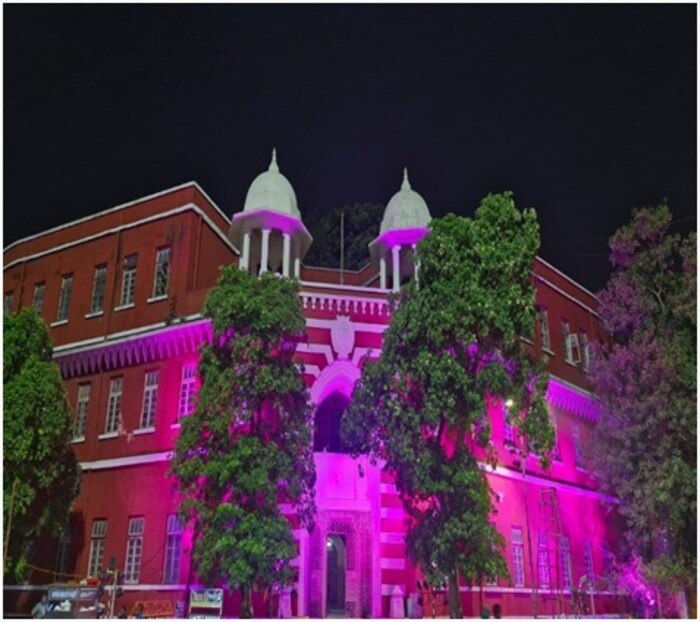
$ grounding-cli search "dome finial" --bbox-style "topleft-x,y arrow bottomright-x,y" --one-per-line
402,167 -> 411,191
269,148 -> 279,173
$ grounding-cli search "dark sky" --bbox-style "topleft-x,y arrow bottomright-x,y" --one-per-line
4,4 -> 696,291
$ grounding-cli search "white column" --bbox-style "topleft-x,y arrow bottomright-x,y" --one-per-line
260,228 -> 271,274
282,233 -> 291,277
294,257 -> 301,279
392,245 -> 400,292
241,231 -> 251,271
379,253 -> 387,290
412,243 -> 418,283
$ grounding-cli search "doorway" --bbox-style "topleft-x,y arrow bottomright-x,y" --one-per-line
326,535 -> 347,615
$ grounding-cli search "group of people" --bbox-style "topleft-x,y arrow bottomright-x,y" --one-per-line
31,594 -> 146,619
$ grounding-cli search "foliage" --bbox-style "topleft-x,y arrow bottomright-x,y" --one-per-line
589,204 -> 696,580
169,267 -> 315,617
342,193 -> 552,617
304,202 -> 383,270
3,308 -> 80,580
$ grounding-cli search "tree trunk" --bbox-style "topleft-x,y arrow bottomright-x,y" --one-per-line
241,583 -> 253,619
448,569 -> 463,619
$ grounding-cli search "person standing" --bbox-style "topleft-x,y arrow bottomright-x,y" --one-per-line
31,594 -> 48,619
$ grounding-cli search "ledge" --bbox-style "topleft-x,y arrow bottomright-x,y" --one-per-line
133,426 -> 156,436
542,347 -> 555,356
114,302 -> 135,312
50,319 -> 69,327
98,431 -> 119,440
84,311 -> 104,319
147,294 -> 168,304
71,436 -> 86,444
170,423 -> 181,430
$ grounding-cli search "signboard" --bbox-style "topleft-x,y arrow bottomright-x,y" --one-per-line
48,587 -> 98,602
189,589 -> 224,619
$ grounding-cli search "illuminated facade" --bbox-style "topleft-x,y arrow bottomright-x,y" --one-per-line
3,152 -> 622,617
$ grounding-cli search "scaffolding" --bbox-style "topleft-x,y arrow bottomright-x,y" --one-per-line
539,487 -> 565,617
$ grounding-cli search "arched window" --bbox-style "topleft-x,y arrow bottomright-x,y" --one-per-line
313,391 -> 350,453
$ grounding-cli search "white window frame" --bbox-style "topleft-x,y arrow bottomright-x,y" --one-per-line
139,370 -> 159,429
105,377 -> 123,434
559,535 -> 572,591
74,383 -> 91,440
124,517 -> 145,584
538,532 -> 550,589
178,363 -> 197,419
90,264 -> 108,314
57,274 -> 73,322
4,291 -> 13,314
584,539 -> 594,584
120,255 -> 138,307
152,247 -> 171,298
88,519 -> 107,578
511,527 -> 525,588
573,424 -> 584,468
550,414 -> 561,461
539,307 -> 552,352
33,282 -> 45,315
503,404 -> 515,449
580,332 -> 590,372
563,321 -> 581,364
163,514 -> 183,584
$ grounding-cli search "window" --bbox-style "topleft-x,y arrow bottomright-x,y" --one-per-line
74,384 -> 91,440
539,307 -> 551,351
573,424 -> 583,468
4,291 -> 13,314
57,274 -> 73,322
559,535 -> 572,590
602,542 -> 613,578
178,363 -> 197,419
503,405 -> 515,449
563,321 -> 581,364
54,526 -> 71,582
33,283 -> 46,315
124,517 -> 145,583
90,264 -> 108,314
550,415 -> 561,461
105,377 -> 123,433
584,539 -> 594,584
153,247 -> 171,298
511,527 -> 525,587
120,255 -> 137,306
580,332 -> 590,372
140,371 -> 159,429
538,532 -> 550,589
88,519 -> 107,578
163,514 -> 183,584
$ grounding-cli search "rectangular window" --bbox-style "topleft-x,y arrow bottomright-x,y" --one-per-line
90,264 -> 108,314
563,321 -> 581,364
584,539 -> 594,584
33,283 -> 46,315
120,255 -> 137,306
153,247 -> 171,298
105,377 -> 123,433
602,542 -> 613,578
503,405 -> 515,448
511,527 -> 525,587
74,384 -> 91,440
139,370 -> 159,429
573,424 -> 583,468
124,517 -> 145,583
163,514 -> 183,584
538,532 -> 550,589
559,535 -> 572,590
580,332 -> 590,372
54,526 -> 71,582
550,415 -> 561,461
88,519 -> 107,578
57,274 -> 73,322
178,363 -> 197,419
4,291 -> 13,315
539,307 -> 551,351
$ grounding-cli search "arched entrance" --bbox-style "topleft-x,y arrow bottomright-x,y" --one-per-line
326,535 -> 347,615
314,391 -> 351,453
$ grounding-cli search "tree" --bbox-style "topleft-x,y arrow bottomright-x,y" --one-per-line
304,202 -> 383,270
3,308 -> 81,580
589,204 -> 696,587
342,193 -> 553,618
170,267 -> 316,617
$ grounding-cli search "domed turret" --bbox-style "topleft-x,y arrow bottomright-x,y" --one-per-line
369,168 -> 432,291
229,149 -> 312,277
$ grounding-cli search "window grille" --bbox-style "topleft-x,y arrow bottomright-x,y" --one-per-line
511,527 -> 525,587
178,363 -> 197,419
139,370 -> 159,429
559,535 -> 572,590
3,291 -> 12,314
153,247 -> 171,298
33,283 -> 45,315
105,377 -> 123,433
503,405 -> 515,448
573,425 -> 583,468
90,264 -> 107,314
163,514 -> 183,584
539,307 -> 551,351
74,384 -> 91,439
88,520 -> 107,577
538,532 -> 550,588
580,332 -> 590,372
584,539 -> 594,583
120,255 -> 138,306
57,275 -> 73,321
124,517 -> 144,583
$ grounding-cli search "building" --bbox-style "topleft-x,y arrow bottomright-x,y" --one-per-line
3,151 -> 623,617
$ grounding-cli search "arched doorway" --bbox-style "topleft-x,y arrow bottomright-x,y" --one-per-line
313,391 -> 351,453
326,535 -> 347,615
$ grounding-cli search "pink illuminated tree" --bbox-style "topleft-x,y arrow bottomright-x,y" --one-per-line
589,204 -> 696,601
170,267 -> 315,618
343,193 -> 554,618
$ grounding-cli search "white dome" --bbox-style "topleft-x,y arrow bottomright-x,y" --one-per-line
243,149 -> 301,218
380,168 -> 431,234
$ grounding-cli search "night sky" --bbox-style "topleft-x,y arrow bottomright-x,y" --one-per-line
4,4 -> 696,291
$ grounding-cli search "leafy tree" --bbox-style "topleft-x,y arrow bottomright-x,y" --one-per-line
170,267 -> 315,617
342,193 -> 553,618
3,308 -> 80,580
304,202 -> 383,270
589,204 -> 696,585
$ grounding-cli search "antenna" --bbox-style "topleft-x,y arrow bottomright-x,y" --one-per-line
340,210 -> 345,285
